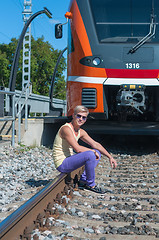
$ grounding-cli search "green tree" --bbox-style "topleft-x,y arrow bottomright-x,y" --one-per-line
0,50 -> 10,87
0,38 -> 22,89
0,36 -> 66,99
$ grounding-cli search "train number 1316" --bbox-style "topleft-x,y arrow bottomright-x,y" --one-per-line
125,63 -> 140,69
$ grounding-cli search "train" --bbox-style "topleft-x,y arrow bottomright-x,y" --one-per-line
55,0 -> 159,122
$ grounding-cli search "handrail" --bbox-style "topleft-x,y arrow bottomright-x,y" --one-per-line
15,81 -> 32,112
0,83 -> 32,146
14,82 -> 32,143
0,90 -> 16,147
0,90 -> 15,95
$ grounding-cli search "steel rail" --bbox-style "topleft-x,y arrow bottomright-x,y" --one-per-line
0,167 -> 83,240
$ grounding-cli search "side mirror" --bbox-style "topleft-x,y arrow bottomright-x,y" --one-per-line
55,24 -> 63,39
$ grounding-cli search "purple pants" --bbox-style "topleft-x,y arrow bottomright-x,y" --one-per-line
57,150 -> 101,187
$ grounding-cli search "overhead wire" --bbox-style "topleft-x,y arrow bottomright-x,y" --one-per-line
0,32 -> 11,42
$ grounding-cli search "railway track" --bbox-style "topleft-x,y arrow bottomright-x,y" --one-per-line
0,140 -> 159,239
47,153 -> 159,240
0,167 -> 84,240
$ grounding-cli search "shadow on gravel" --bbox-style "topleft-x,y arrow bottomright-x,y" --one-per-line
26,178 -> 51,187
91,134 -> 158,156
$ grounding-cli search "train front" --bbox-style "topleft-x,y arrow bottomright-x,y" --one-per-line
67,0 -> 159,121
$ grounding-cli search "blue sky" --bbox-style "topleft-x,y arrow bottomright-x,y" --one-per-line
0,0 -> 70,51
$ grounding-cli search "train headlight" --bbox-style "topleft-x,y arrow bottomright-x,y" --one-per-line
92,57 -> 101,66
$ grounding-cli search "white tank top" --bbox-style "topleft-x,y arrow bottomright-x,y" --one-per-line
52,123 -> 80,168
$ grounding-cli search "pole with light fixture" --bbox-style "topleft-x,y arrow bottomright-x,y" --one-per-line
9,7 -> 52,92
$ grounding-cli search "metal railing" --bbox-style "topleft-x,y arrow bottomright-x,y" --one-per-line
0,90 -> 16,147
15,82 -> 32,143
0,86 -> 67,146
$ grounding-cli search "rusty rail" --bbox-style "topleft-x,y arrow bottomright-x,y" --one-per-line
0,167 -> 83,240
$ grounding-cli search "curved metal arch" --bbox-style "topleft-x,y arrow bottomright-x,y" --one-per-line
9,8 -> 52,92
49,47 -> 67,115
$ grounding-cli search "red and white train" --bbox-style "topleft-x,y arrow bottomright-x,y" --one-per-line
56,0 -> 159,122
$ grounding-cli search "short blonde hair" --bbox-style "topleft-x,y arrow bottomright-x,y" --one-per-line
74,105 -> 89,115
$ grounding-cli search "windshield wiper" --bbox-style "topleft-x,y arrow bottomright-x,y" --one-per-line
128,13 -> 156,54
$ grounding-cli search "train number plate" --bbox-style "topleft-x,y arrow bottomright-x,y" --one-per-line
125,63 -> 140,69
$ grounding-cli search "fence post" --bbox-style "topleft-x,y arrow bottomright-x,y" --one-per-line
18,102 -> 21,144
0,87 -> 4,117
11,94 -> 15,147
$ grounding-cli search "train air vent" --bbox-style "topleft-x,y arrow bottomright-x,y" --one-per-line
82,88 -> 97,108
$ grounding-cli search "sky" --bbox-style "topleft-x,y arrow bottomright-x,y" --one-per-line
0,0 -> 70,51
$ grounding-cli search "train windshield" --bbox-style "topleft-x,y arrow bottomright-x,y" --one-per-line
89,0 -> 159,43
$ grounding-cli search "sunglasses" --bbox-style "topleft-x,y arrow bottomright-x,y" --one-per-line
76,114 -> 87,121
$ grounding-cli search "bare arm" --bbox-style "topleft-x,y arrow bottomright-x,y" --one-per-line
80,129 -> 117,169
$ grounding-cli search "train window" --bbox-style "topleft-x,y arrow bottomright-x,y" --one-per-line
89,0 -> 159,43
